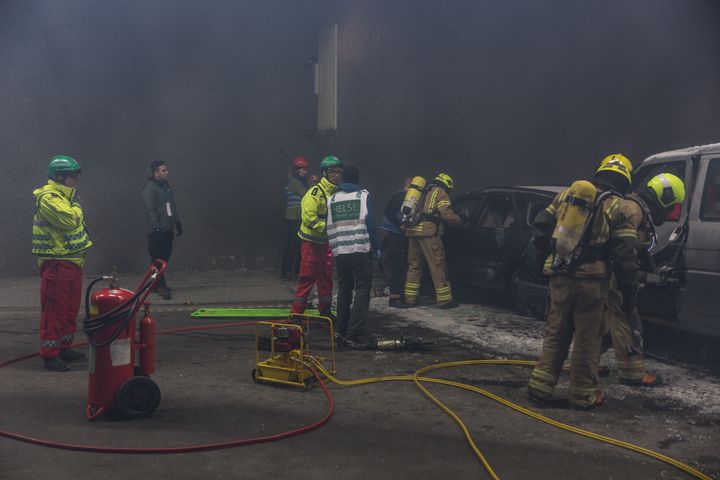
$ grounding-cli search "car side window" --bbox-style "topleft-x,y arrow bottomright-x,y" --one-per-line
477,195 -> 515,229
515,193 -> 553,227
452,197 -> 482,222
700,158 -> 720,222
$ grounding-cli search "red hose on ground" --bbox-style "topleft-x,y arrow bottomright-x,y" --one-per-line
0,320 -> 335,454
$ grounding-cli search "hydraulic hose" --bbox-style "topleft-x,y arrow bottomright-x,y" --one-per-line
0,321 -> 713,479
307,357 -> 712,480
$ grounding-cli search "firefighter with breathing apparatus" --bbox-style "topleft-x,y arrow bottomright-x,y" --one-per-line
400,173 -> 465,309
604,168 -> 685,387
290,155 -> 342,317
527,154 -> 639,409
32,155 -> 93,372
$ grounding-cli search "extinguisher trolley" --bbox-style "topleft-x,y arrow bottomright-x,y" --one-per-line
83,260 -> 166,420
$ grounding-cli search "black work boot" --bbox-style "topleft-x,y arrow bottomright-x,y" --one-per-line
59,348 -> 86,362
155,285 -> 172,300
44,357 -> 71,372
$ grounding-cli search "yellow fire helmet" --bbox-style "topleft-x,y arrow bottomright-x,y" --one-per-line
596,153 -> 633,183
647,173 -> 686,208
434,173 -> 454,191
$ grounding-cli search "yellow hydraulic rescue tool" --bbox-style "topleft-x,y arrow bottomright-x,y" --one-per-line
252,314 -> 336,389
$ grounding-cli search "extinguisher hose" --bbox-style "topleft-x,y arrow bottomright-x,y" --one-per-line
84,277 -> 109,319
83,274 -> 157,347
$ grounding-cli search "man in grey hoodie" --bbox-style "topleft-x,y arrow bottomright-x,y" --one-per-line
141,161 -> 182,299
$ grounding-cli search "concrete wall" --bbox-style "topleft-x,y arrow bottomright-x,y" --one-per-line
320,0 -> 720,208
1,0 -> 331,276
2,1 -> 719,277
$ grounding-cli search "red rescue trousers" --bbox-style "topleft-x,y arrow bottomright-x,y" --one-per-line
39,260 -> 83,358
291,240 -> 333,314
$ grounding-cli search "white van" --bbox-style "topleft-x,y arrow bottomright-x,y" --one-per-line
633,143 -> 720,335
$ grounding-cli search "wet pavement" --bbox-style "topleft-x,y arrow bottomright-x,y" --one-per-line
0,270 -> 718,479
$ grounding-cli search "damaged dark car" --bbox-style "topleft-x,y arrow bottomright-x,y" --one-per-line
443,186 -> 562,318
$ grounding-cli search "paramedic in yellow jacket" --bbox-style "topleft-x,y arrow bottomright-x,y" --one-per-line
401,173 -> 464,309
32,155 -> 93,372
290,155 -> 342,316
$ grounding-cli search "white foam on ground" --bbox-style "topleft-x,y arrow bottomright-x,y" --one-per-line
370,297 -> 720,416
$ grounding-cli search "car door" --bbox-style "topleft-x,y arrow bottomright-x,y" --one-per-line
471,192 -> 517,289
632,158 -> 692,322
444,193 -> 485,285
632,159 -> 691,257
512,192 -> 554,271
683,156 -> 720,331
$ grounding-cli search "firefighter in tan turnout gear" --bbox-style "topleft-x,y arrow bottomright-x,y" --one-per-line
401,173 -> 465,309
605,171 -> 686,387
528,155 -> 639,409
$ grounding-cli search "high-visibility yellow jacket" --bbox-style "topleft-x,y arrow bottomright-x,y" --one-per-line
298,176 -> 338,243
32,180 -> 92,267
534,183 -> 638,295
406,183 -> 462,237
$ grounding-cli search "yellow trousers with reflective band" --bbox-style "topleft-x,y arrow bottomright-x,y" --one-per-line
606,283 -> 646,381
528,275 -> 608,407
404,236 -> 453,306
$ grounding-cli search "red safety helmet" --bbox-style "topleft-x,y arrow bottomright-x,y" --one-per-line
292,156 -> 309,169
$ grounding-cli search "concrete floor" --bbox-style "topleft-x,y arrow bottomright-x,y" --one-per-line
0,270 -> 718,480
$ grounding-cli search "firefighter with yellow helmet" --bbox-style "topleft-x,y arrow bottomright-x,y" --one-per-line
604,171 -> 685,387
527,154 -> 640,409
400,173 -> 465,309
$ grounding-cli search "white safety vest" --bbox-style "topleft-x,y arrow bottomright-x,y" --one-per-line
326,189 -> 371,256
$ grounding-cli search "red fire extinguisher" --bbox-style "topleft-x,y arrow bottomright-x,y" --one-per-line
83,260 -> 166,420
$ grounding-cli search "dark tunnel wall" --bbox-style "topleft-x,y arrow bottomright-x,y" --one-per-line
320,0 -> 720,206
1,0 -> 333,277
1,1 -> 719,277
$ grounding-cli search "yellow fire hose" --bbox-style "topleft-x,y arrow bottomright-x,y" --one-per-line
305,356 -> 712,480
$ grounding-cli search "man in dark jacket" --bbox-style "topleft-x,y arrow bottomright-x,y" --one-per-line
281,156 -> 309,279
141,161 -> 182,299
380,178 -> 411,307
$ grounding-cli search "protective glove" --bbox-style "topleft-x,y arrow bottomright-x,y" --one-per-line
459,213 -> 469,228
374,249 -> 382,260
175,222 -> 183,237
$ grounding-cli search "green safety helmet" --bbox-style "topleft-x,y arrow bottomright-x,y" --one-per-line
646,173 -> 685,208
48,155 -> 81,179
435,173 -> 454,191
320,155 -> 342,171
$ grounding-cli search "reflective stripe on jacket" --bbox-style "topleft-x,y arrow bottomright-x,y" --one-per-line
406,184 -> 462,237
298,176 -> 337,243
327,189 -> 371,256
537,184 -> 639,290
32,180 -> 92,266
